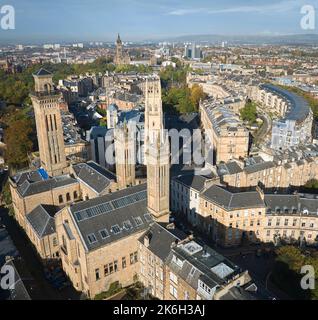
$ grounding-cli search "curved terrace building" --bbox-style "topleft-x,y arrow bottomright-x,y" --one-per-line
259,84 -> 313,150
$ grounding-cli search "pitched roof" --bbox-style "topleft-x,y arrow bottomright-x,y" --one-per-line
33,68 -> 52,76
202,185 -> 265,210
72,161 -> 115,194
139,223 -> 183,261
26,204 -> 58,238
244,161 -> 276,174
16,175 -> 78,197
173,175 -> 209,192
69,183 -> 152,251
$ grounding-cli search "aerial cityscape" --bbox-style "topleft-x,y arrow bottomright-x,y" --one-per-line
1,0 -> 318,305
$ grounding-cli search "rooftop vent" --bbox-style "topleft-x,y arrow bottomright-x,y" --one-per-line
182,241 -> 203,256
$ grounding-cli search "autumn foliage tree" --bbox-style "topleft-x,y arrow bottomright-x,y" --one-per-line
4,114 -> 34,169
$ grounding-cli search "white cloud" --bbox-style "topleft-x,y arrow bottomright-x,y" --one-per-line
168,0 -> 304,16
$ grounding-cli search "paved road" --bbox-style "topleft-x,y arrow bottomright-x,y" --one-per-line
254,109 -> 272,146
0,207 -> 80,300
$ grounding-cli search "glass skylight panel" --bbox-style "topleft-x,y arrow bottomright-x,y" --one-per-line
99,229 -> 109,239
133,216 -> 144,226
111,225 -> 121,234
86,208 -> 93,217
87,233 -> 97,244
75,212 -> 83,222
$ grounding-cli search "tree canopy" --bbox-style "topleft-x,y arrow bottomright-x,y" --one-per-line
240,101 -> 258,124
2,108 -> 35,170
272,246 -> 318,300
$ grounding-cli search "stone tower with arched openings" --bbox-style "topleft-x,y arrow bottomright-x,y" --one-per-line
144,76 -> 170,222
114,122 -> 136,189
30,69 -> 68,177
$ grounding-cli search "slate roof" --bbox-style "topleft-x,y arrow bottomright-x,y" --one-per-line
264,194 -> 318,216
33,68 -> 52,76
16,175 -> 78,197
11,170 -> 43,186
26,205 -> 59,238
173,175 -> 209,192
166,240 -> 242,293
264,194 -> 299,214
72,161 -> 115,194
202,185 -> 265,210
218,161 -> 243,176
138,223 -> 185,261
244,161 -> 276,174
69,183 -> 152,251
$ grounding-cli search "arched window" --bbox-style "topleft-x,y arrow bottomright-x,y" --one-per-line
66,193 -> 71,202
58,195 -> 63,204
74,191 -> 78,199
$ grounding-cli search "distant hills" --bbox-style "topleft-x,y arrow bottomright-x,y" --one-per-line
163,33 -> 318,45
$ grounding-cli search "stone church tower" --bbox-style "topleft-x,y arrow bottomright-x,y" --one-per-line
30,69 -> 68,177
145,77 -> 170,222
114,122 -> 136,189
114,34 -> 130,65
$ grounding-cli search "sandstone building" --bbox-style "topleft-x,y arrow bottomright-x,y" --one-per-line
30,69 -> 69,177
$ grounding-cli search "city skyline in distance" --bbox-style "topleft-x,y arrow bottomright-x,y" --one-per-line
0,0 -> 317,44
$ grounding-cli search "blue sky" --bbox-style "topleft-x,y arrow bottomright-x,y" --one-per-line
0,0 -> 317,43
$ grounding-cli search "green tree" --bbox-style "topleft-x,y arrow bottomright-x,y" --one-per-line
240,101 -> 257,124
305,179 -> 318,189
4,117 -> 33,169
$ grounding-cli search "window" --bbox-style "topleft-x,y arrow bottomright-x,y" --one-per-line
58,195 -> 63,204
122,257 -> 127,269
130,251 -> 138,265
95,269 -> 100,281
184,291 -> 190,300
52,237 -> 58,247
99,229 -> 109,239
114,260 -> 118,272
87,233 -> 97,244
104,264 -> 109,277
267,230 -> 271,237
199,281 -> 211,295
169,272 -> 178,284
169,285 -> 178,299
66,192 -> 71,202
109,262 -> 114,274
74,191 -> 78,199
284,219 -> 289,226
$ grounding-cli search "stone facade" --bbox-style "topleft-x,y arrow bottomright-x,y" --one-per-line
30,69 -> 69,177
200,100 -> 249,164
